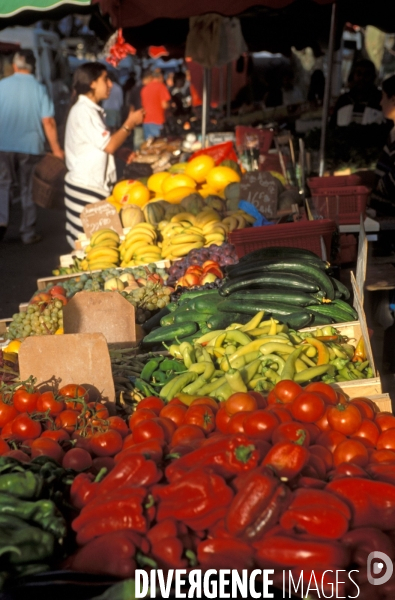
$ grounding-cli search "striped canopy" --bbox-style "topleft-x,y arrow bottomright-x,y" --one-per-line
0,0 -> 91,18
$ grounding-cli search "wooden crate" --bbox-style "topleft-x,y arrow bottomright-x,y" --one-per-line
368,393 -> 392,413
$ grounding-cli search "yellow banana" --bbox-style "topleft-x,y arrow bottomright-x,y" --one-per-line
161,223 -> 183,237
167,242 -> 204,257
204,242 -> 222,248
134,245 -> 162,257
134,256 -> 162,265
123,241 -> 149,264
157,220 -> 170,231
196,214 -> 221,228
204,233 -> 225,244
124,234 -> 156,250
88,260 -> 118,271
130,222 -> 156,232
170,212 -> 196,225
203,222 -> 228,235
93,238 -> 120,249
170,233 -> 205,245
234,214 -> 246,229
125,229 -> 156,243
87,246 -> 119,262
91,230 -> 120,246
237,211 -> 255,224
222,216 -> 238,232
185,226 -> 205,236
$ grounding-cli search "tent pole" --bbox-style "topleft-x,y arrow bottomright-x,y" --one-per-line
202,67 -> 209,147
226,62 -> 232,118
319,2 -> 337,177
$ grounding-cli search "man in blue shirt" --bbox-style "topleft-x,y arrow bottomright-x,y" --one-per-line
0,49 -> 64,244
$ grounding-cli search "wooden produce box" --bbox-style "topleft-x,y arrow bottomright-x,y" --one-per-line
368,393 -> 392,413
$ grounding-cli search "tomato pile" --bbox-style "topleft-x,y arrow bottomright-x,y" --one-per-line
2,379 -> 395,598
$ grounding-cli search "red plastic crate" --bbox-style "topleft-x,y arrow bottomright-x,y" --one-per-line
309,185 -> 369,224
308,175 -> 362,191
229,219 -> 336,260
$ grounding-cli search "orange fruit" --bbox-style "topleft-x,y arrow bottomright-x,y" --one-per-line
185,155 -> 215,183
162,174 -> 197,194
206,166 -> 240,191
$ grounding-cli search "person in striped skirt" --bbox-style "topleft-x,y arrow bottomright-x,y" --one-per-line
64,62 -> 144,247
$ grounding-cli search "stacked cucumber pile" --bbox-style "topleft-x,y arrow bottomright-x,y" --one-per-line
142,247 -> 357,348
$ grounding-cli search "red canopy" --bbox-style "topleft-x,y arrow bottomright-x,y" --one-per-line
97,0 -> 333,28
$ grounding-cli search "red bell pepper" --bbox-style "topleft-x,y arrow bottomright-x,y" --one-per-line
366,463 -> 395,485
280,489 -> 351,539
96,454 -> 162,496
262,438 -> 309,480
296,477 -> 326,490
152,537 -> 189,569
197,538 -> 255,570
165,435 -> 259,482
329,463 -> 369,480
67,531 -> 138,577
254,535 -> 351,569
302,454 -> 326,480
225,466 -> 290,542
326,477 -> 395,530
154,468 -> 233,531
147,519 -> 187,545
342,527 -> 395,566
114,439 -> 165,464
70,468 -> 108,510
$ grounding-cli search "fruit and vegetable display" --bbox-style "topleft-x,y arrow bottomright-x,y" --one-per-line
166,242 -> 238,286
5,288 -> 67,341
0,375 -> 394,599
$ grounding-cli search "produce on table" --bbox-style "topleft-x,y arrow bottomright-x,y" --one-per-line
82,228 -> 121,272
176,261 -> 224,288
166,242 -> 238,286
119,223 -> 162,267
0,351 -> 18,383
5,288 -> 67,341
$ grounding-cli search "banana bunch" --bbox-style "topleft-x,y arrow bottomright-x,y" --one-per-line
158,209 -> 215,259
85,229 -> 120,271
119,223 -> 162,267
223,210 -> 255,232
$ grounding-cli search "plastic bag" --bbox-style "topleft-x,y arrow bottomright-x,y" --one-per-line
189,141 -> 238,165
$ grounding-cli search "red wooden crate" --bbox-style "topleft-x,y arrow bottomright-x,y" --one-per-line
309,186 -> 369,224
229,219 -> 336,260
308,175 -> 362,190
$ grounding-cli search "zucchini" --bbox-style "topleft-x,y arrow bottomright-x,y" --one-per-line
226,261 -> 335,300
178,289 -> 219,305
332,299 -> 358,320
176,332 -> 201,344
219,272 -> 320,296
218,299 -> 304,316
143,322 -> 198,345
174,309 -> 216,324
167,303 -> 178,312
191,294 -> 223,312
330,277 -> 351,300
227,255 -> 328,277
142,306 -> 171,332
311,314 -> 335,325
228,290 -> 319,307
305,305 -> 353,323
239,246 -> 322,263
160,313 -> 175,326
283,312 -> 314,329
207,312 -> 250,330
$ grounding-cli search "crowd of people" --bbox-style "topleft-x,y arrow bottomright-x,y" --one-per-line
1,48 -> 395,248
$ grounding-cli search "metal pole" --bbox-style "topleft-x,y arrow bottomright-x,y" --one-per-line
201,67 -> 209,147
226,62 -> 232,118
319,2 -> 337,176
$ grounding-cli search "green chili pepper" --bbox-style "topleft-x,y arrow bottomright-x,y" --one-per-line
159,372 -> 198,402
199,376 -> 227,395
260,366 -> 281,384
239,359 -> 261,383
183,362 -> 216,395
0,523 -> 54,564
365,367 -> 374,378
252,379 -> 275,392
224,330 -> 252,346
341,343 -> 356,359
0,495 -> 66,540
260,354 -> 286,375
179,342 -> 195,368
280,347 -> 304,381
293,364 -> 335,384
140,357 -> 164,382
151,370 -> 167,383
134,378 -> 158,397
330,358 -> 350,371
0,471 -> 43,500
322,374 -> 337,383
337,367 -> 359,381
159,359 -> 185,373
355,360 -> 370,372
212,381 -> 233,401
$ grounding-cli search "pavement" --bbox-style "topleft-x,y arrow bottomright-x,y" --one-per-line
0,202 -> 70,319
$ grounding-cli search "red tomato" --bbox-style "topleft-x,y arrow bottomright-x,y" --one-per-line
184,405 -> 215,433
351,398 -> 376,420
51,293 -> 67,305
36,392 -> 65,417
129,409 -> 157,430
11,413 -> 41,440
62,448 -> 92,471
226,411 -> 249,434
370,449 -> 395,463
58,384 -> 89,411
55,410 -> 79,433
243,410 -> 279,441
327,403 -> 362,436
135,397 -> 165,414
272,422 -> 311,447
5,449 -> 30,462
377,429 -> 395,451
85,402 -> 109,423
247,391 -> 268,409
132,419 -> 167,444
160,404 -> 188,427
122,433 -> 134,449
1,421 -> 14,440
272,380 -> 303,404
315,408 -> 331,432
266,405 -> 292,423
225,392 -> 257,416
0,401 -> 17,428
71,432 -> 92,452
215,407 -> 231,434
375,413 -> 395,433
302,423 -> 321,444
12,388 -> 40,414
333,439 -> 369,468
107,416 -> 129,438
0,438 -> 9,455
156,417 -> 177,441
89,430 -> 123,457
290,392 -> 326,423
41,429 -> 70,443
170,424 -> 205,447
330,463 -> 368,480
309,444 -> 333,471
351,419 -> 380,448
317,430 -> 346,453
30,438 -> 64,463
167,398 -> 184,406
305,382 -> 338,405
190,397 -> 219,413
50,285 -> 66,296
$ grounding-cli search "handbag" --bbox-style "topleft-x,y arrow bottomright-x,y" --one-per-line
32,154 -> 68,209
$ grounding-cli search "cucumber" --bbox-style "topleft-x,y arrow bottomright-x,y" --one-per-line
160,313 -> 175,326
142,306 -> 171,332
174,309 -> 216,324
218,299 -> 305,316
167,303 -> 178,312
228,290 -> 319,307
330,277 -> 351,301
305,305 -> 353,323
191,295 -> 223,312
311,314 -> 335,325
219,272 -> 320,296
176,332 -> 201,344
332,299 -> 358,320
207,312 -> 250,330
143,322 -> 198,345
283,312 -> 314,329
239,246 -> 323,263
227,255 -> 328,277
178,289 -> 220,305
226,261 -> 335,300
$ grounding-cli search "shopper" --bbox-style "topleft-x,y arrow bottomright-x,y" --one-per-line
170,71 -> 192,117
102,72 -> 124,131
64,62 -> 144,248
124,73 -> 144,150
0,50 -> 63,244
370,75 -> 395,217
141,69 -> 171,139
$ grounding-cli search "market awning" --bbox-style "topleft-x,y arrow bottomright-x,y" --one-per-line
0,0 -> 91,18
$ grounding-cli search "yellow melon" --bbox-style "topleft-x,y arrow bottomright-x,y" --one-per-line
113,180 -> 150,208
147,172 -> 171,194
206,166 -> 241,191
185,155 -> 216,183
162,174 -> 197,195
163,187 -> 197,203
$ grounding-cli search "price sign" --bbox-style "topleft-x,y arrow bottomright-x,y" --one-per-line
239,172 -> 278,218
81,201 -> 123,237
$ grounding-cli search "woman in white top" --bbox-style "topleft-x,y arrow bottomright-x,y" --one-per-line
64,62 -> 144,247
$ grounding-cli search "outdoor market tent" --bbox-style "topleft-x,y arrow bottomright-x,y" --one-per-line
0,0 -> 90,17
